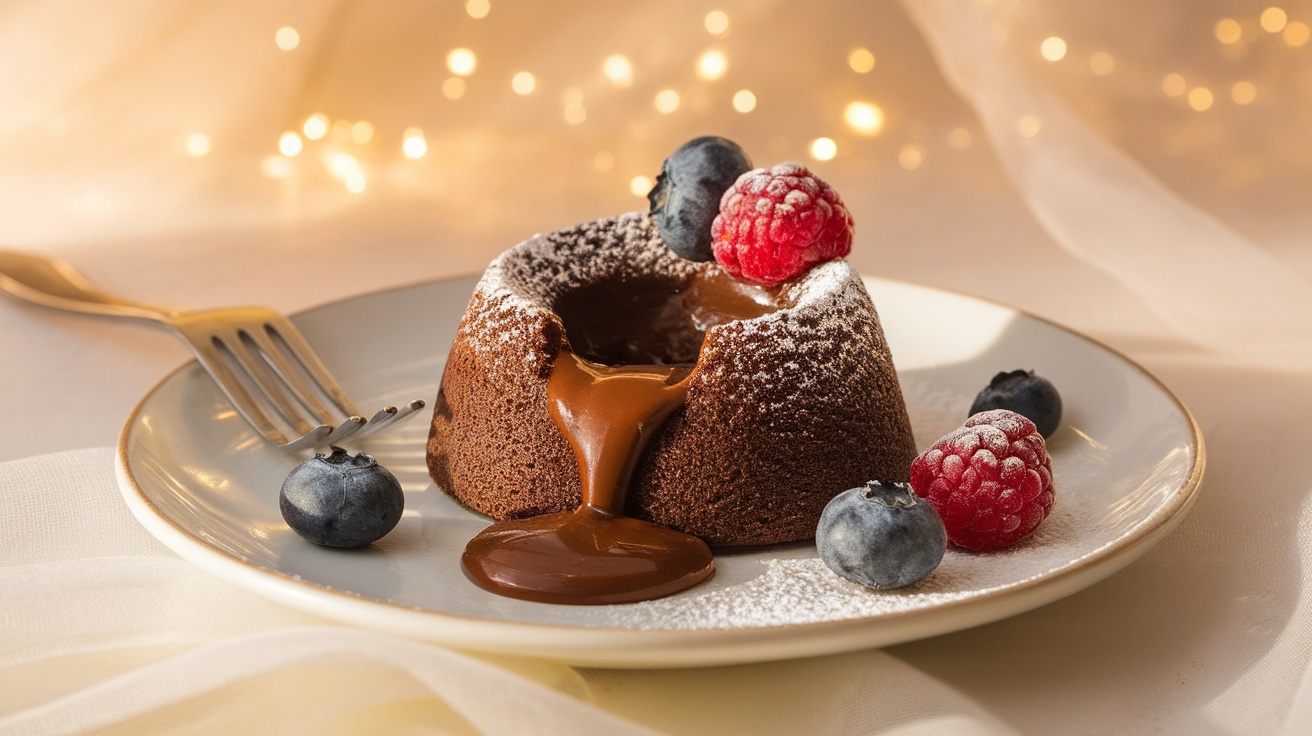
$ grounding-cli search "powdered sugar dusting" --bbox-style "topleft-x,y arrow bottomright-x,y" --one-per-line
899,377 -> 974,449
688,258 -> 899,423
479,213 -> 695,324
568,508 -> 1083,630
462,212 -> 900,420
454,214 -> 687,370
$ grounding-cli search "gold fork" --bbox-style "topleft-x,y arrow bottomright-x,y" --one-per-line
0,250 -> 424,451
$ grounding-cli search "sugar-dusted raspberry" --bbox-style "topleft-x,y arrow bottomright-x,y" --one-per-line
710,162 -> 854,285
909,409 -> 1055,551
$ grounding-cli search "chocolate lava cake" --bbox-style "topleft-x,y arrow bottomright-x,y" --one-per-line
427,211 -> 916,546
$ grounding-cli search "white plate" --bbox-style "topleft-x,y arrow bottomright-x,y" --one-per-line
116,276 -> 1203,668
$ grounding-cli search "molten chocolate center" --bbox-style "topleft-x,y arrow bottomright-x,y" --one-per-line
460,268 -> 781,605
554,269 -> 782,365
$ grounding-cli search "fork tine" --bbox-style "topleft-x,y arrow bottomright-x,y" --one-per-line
190,338 -> 293,447
265,321 -> 361,418
178,310 -> 410,450
351,399 -> 427,441
320,415 -> 367,446
281,424 -> 335,452
240,325 -> 336,427
219,331 -> 317,436
355,406 -> 399,439
366,405 -> 401,428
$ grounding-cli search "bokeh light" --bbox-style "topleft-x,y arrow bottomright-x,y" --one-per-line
465,0 -> 490,19
948,128 -> 973,149
1017,116 -> 1042,137
1283,21 -> 1310,46
848,48 -> 876,73
1261,7 -> 1288,33
899,145 -> 925,170
630,176 -> 654,197
1089,52 -> 1114,75
810,137 -> 837,161
732,89 -> 756,113
704,11 -> 729,37
1040,36 -> 1067,61
303,114 -> 329,140
443,78 -> 466,100
512,72 -> 537,95
1162,73 -> 1187,97
843,101 -> 884,135
344,171 -> 366,194
328,153 -> 359,179
1231,80 -> 1257,105
278,131 -> 303,157
275,27 -> 299,51
186,133 -> 210,157
697,50 -> 728,80
562,88 -> 586,123
402,128 -> 427,159
350,121 -> 374,145
603,54 -> 634,88
654,89 -> 680,114
402,139 -> 427,159
1188,87 -> 1214,111
447,48 -> 477,76
1215,18 -> 1243,44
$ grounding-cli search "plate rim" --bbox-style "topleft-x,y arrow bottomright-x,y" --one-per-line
114,273 -> 1205,667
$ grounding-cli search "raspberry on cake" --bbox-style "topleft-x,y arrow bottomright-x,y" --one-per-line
711,162 -> 855,285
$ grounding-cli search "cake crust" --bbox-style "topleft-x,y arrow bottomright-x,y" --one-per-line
427,212 -> 916,546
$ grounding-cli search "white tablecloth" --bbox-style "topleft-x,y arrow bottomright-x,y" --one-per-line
3,0 -> 1311,732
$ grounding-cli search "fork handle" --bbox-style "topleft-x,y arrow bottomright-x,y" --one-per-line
0,250 -> 177,323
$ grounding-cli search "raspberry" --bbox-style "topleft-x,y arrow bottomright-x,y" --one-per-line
909,409 -> 1055,551
710,162 -> 854,285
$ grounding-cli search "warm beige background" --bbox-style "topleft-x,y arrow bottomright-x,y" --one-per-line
2,0 -> 1311,732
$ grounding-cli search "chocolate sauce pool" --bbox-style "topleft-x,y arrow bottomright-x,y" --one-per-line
461,270 -> 780,605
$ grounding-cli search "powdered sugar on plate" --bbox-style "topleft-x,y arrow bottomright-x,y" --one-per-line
555,375 -> 1083,631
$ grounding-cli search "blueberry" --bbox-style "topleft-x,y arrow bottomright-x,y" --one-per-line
647,136 -> 752,261
816,481 -> 947,590
969,369 -> 1063,438
280,447 -> 404,548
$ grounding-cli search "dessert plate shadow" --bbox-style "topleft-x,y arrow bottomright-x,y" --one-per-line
116,275 -> 1203,668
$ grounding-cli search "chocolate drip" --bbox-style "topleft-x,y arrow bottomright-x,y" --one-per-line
461,352 -> 714,604
461,268 -> 782,604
